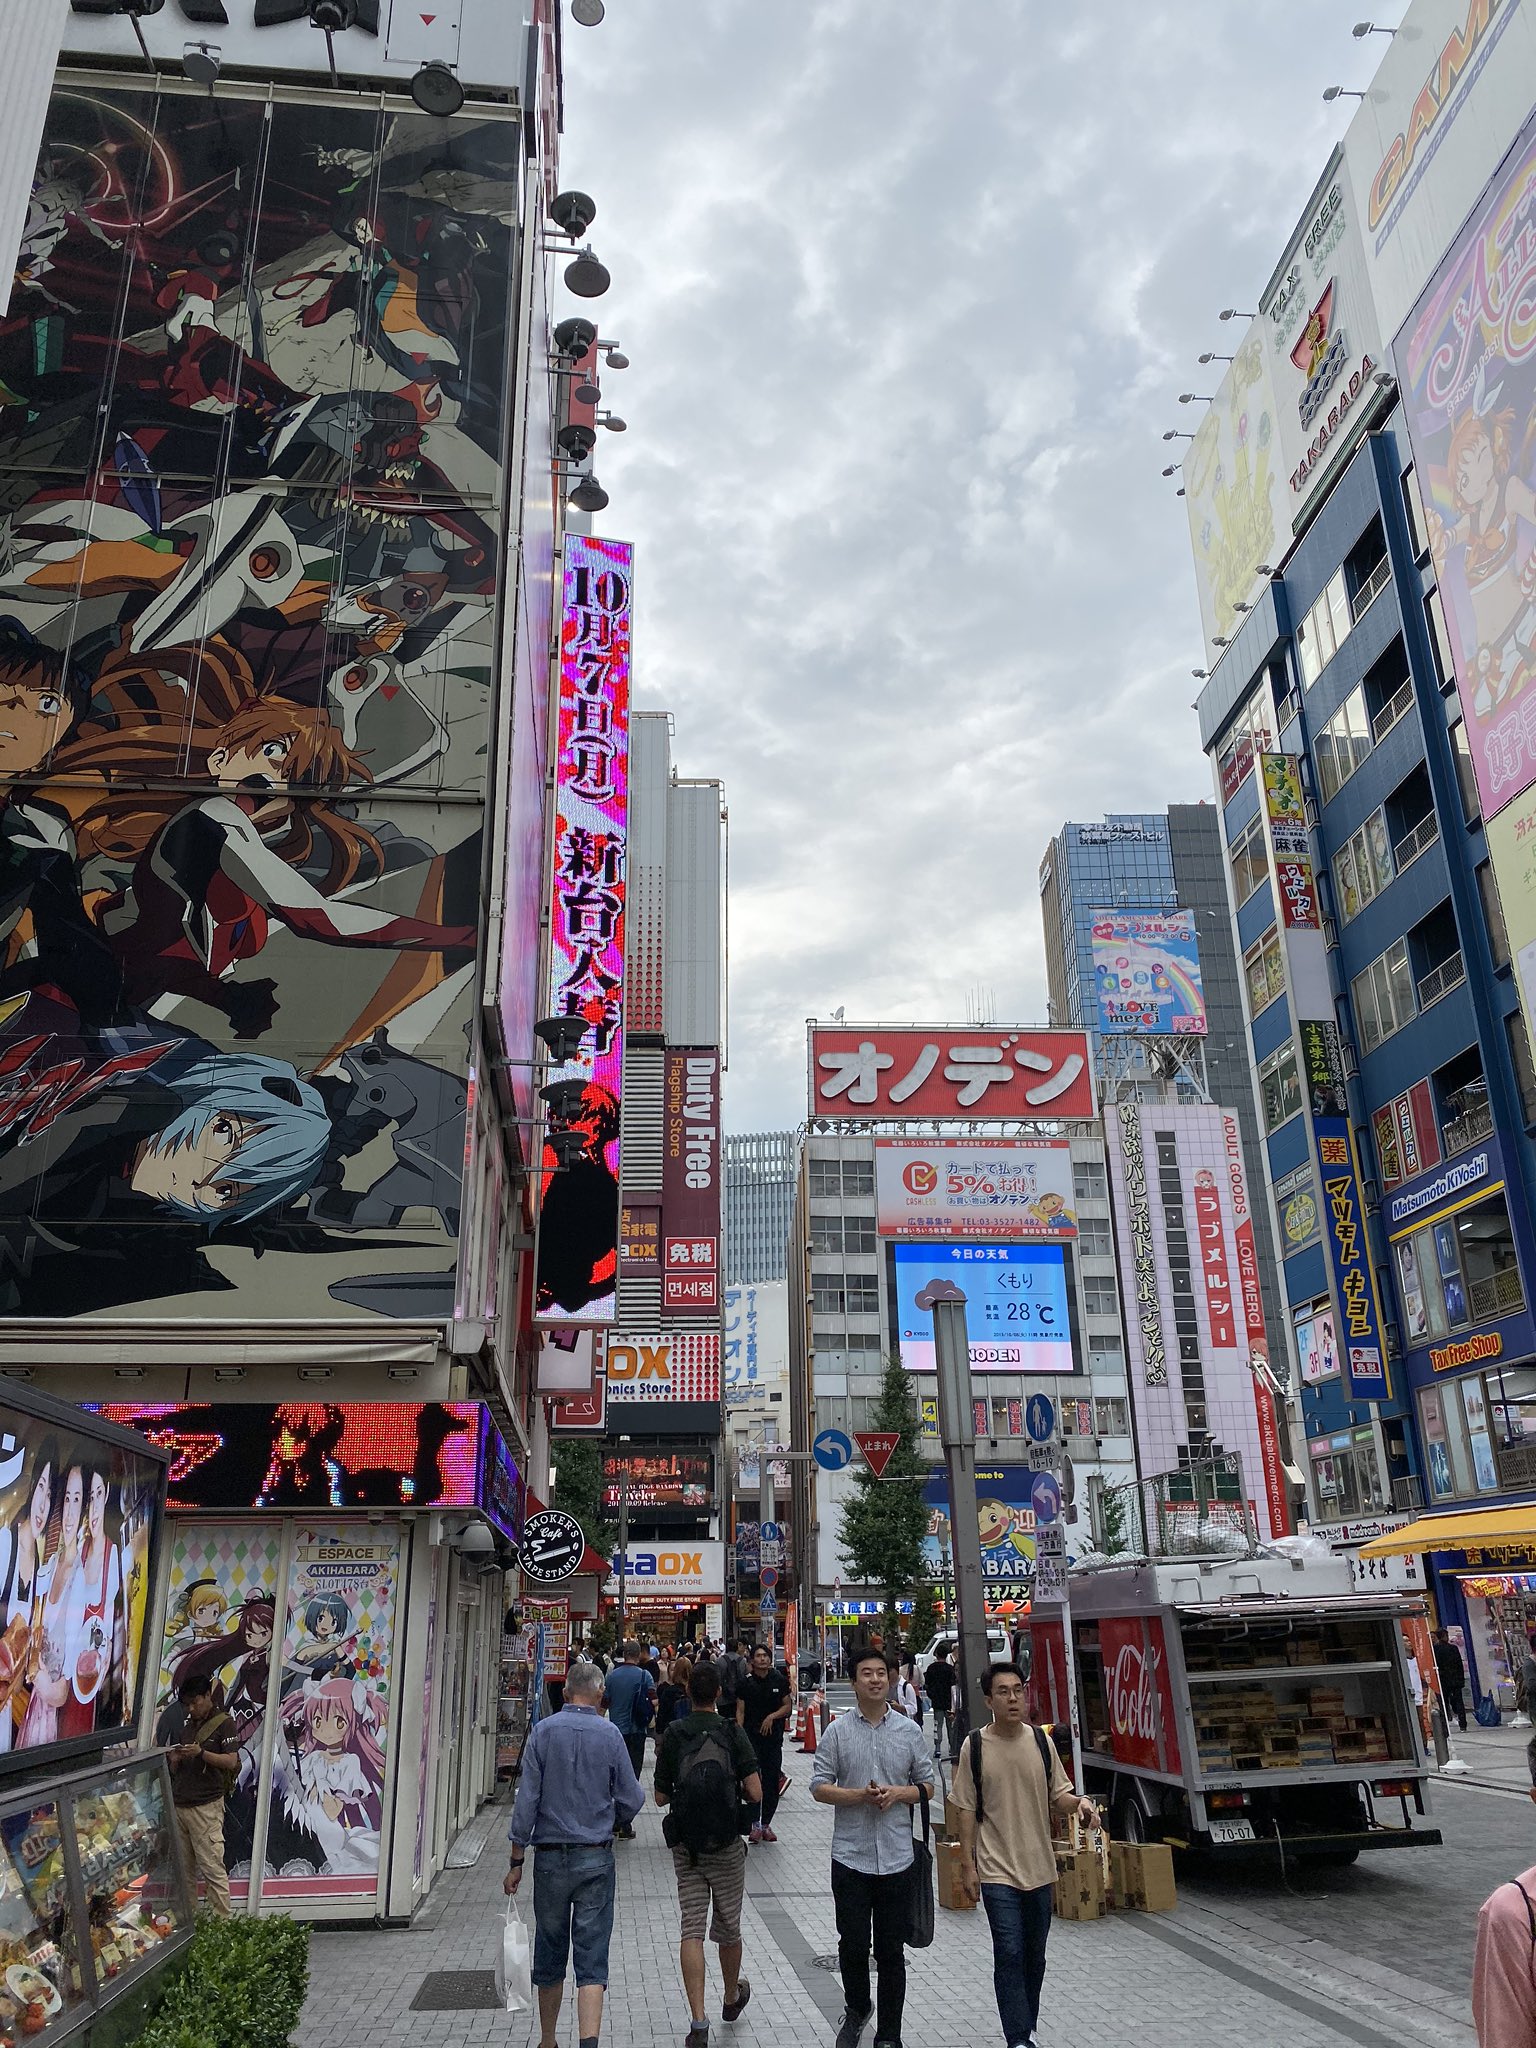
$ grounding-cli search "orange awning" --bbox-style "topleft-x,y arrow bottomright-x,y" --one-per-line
1358,1504 -> 1536,1557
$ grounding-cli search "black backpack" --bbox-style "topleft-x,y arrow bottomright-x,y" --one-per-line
968,1724 -> 1053,1829
664,1722 -> 743,1861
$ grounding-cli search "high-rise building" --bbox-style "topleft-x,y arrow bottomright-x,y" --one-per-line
1038,807 -> 1289,1389
1178,0 -> 1536,1705
725,1130 -> 797,1282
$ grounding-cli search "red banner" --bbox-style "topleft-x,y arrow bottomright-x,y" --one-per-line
809,1026 -> 1094,1121
1098,1616 -> 1182,1776
1193,1170 -> 1235,1349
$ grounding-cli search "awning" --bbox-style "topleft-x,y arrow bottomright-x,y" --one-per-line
1359,1504 -> 1536,1557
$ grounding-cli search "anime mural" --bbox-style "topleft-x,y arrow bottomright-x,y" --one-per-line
0,83 -> 519,1319
154,1523 -> 282,1900
267,1526 -> 398,1899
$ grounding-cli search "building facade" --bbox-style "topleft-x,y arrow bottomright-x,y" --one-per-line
725,1129 -> 797,1284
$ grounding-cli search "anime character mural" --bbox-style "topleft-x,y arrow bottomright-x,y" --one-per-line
0,82 -> 520,1321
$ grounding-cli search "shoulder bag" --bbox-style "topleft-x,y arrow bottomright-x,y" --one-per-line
904,1787 -> 934,1948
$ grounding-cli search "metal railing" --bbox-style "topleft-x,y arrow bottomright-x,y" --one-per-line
1352,554 -> 1393,622
1371,676 -> 1414,741
1443,1097 -> 1495,1157
1390,1474 -> 1423,1512
1392,812 -> 1440,871
1469,1268 -> 1525,1321
1416,950 -> 1466,1010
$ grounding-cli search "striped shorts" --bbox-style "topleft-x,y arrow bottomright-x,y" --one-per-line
671,1838 -> 746,1946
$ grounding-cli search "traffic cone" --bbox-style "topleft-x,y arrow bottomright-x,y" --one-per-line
795,1700 -> 812,1749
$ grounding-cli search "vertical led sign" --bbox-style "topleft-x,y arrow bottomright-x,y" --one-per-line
534,536 -> 633,1325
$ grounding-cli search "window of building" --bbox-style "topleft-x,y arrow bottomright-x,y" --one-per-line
1347,517 -> 1392,622
1275,1163 -> 1319,1249
1395,1194 -> 1524,1347
1297,567 -> 1354,688
846,1277 -> 879,1317
1258,1041 -> 1302,1131
1244,926 -> 1286,1013
1083,1276 -> 1119,1317
1093,1397 -> 1130,1437
809,1159 -> 873,1200
1229,813 -> 1268,907
1310,1433 -> 1384,1515
845,1332 -> 883,1351
1477,863 -> 1511,972
1352,938 -> 1415,1054
1418,1382 -> 1476,1500
1508,1012 -> 1536,1127
1315,688 -> 1372,803
1079,1219 -> 1112,1259
1425,588 -> 1456,689
808,1160 -> 842,1199
1487,1366 -> 1536,1491
1216,685 -> 1275,803
1402,464 -> 1430,561
1449,719 -> 1481,825
1334,812 -> 1394,922
1074,1159 -> 1108,1203
1088,1332 -> 1124,1369
809,1214 -> 843,1254
842,1160 -> 874,1197
1295,1306 -> 1339,1380
811,1279 -> 845,1317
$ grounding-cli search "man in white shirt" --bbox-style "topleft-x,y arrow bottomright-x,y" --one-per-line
811,1648 -> 934,2048
948,1663 -> 1096,2048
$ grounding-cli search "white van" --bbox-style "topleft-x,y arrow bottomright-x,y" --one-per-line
916,1629 -> 1013,1668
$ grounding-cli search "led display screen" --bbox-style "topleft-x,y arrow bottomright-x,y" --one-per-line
601,1454 -> 711,1509
892,1242 -> 1073,1376
0,1392 -> 166,1776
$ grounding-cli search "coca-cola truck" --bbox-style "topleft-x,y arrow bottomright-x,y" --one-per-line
1022,1554 -> 1442,1863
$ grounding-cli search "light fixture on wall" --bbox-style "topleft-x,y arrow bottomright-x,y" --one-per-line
1322,85 -> 1368,101
297,1365 -> 334,1384
1198,352 -> 1233,366
567,471 -> 610,512
571,0 -> 606,22
410,61 -> 464,116
1217,308 -> 1256,323
183,41 -> 222,85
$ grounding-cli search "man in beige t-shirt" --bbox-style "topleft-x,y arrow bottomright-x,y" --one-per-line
948,1664 -> 1095,2048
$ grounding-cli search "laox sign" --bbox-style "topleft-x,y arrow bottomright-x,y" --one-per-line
617,1551 -> 702,1577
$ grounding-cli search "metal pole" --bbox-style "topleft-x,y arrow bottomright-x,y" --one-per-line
759,1444 -> 775,1652
928,1288 -> 991,1742
617,1465 -> 629,1639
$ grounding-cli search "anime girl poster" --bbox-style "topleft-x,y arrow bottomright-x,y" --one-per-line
154,1525 -> 282,1903
266,1525 -> 399,1901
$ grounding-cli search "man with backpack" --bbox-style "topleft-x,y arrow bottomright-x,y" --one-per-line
810,1647 -> 934,2048
948,1664 -> 1097,2048
156,1672 -> 240,1916
654,1662 -> 762,2048
924,1647 -> 958,1762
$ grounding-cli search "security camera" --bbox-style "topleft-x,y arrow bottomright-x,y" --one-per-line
553,316 -> 598,360
557,422 -> 597,463
549,190 -> 597,240
534,1014 -> 589,1063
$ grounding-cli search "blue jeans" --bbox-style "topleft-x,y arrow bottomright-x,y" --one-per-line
531,1844 -> 617,1987
980,1882 -> 1053,2045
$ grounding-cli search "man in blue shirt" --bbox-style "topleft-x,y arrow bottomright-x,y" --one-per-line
506,1660 -> 644,2048
603,1639 -> 657,1835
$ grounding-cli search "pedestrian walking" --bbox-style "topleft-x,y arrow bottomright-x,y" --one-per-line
1473,1733 -> 1536,2045
948,1664 -> 1097,2048
893,1663 -> 921,1723
737,1641 -> 792,1841
505,1660 -> 644,2048
657,1655 -> 694,1736
1432,1627 -> 1467,1731
810,1647 -> 935,2048
603,1640 -> 657,1836
717,1638 -> 749,1720
924,1647 -> 957,1762
655,1661 -> 762,2048
156,1673 -> 239,1917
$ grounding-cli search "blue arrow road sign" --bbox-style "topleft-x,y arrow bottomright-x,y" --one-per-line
813,1429 -> 853,1472
1025,1394 -> 1057,1445
1031,1471 -> 1062,1527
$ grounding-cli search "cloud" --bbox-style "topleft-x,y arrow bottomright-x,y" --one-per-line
558,0 -> 1363,1126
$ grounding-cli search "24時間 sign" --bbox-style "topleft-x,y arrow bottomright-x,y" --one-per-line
809,1026 -> 1093,1119
535,537 -> 633,1326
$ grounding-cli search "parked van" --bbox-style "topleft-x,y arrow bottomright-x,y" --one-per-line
916,1629 -> 1013,1667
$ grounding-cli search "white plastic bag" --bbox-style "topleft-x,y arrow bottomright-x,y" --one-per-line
496,1895 -> 533,2015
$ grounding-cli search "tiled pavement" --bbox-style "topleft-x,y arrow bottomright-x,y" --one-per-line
294,1742 -> 1478,2048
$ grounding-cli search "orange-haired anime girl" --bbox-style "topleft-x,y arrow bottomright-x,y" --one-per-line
1432,400 -> 1536,717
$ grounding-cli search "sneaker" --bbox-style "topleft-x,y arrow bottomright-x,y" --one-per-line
722,1980 -> 751,2023
684,2025 -> 709,2048
760,1825 -> 778,1842
616,1824 -> 636,1840
835,2007 -> 874,2048
749,1824 -> 764,1843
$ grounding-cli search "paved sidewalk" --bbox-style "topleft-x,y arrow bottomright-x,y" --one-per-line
294,1740 -> 1476,2048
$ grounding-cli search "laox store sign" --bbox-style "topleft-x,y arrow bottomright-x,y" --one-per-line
604,1541 -> 725,1598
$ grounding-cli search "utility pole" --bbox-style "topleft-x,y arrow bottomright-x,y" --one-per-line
920,1278 -> 991,1741
759,1448 -> 775,1652
617,1463 -> 629,1639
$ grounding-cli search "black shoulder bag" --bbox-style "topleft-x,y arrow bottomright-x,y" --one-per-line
904,1787 -> 934,1948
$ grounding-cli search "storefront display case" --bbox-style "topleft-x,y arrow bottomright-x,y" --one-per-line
0,1753 -> 191,2044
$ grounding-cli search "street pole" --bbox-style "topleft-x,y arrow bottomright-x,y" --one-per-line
617,1464 -> 629,1640
923,1281 -> 991,1743
759,1445 -> 775,1652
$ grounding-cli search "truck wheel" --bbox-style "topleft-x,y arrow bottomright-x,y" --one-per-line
1112,1792 -> 1146,1843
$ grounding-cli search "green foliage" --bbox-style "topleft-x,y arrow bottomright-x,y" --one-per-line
838,1355 -> 931,1614
128,1913 -> 309,2048
1098,1484 -> 1131,1557
583,1613 -> 618,1661
550,1439 -> 617,1556
907,1580 -> 940,1648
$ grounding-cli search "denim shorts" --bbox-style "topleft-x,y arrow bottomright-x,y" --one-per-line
531,1843 -> 617,1987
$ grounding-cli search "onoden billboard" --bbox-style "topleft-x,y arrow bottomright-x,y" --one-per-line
1393,108 -> 1536,825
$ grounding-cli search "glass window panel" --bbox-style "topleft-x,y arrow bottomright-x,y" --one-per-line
1489,1367 -> 1536,1457
1328,571 -> 1353,651
1367,812 -> 1394,895
1387,940 -> 1416,1033
1460,1377 -> 1500,1492
842,1162 -> 874,1197
1336,839 -> 1362,922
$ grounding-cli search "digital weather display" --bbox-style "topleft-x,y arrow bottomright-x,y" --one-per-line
892,1242 -> 1073,1375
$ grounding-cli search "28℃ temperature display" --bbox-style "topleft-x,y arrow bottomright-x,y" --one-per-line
892,1242 -> 1072,1375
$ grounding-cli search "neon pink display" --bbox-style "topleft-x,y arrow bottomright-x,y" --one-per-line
534,536 -> 633,1325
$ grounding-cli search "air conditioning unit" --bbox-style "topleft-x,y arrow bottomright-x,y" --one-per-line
1342,1043 -> 1359,1077
1323,917 -> 1339,949
1304,800 -> 1320,829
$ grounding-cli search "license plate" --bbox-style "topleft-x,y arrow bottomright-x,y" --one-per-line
1208,1819 -> 1255,1843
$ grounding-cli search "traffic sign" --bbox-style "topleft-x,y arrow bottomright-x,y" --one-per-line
519,1509 -> 586,1584
813,1429 -> 853,1472
854,1431 -> 901,1479
759,1590 -> 777,1614
1024,1394 -> 1057,1444
760,1566 -> 779,1589
1030,1472 -> 1062,1527
760,1520 -> 782,1543
1034,1524 -> 1066,1558
1026,1442 -> 1061,1473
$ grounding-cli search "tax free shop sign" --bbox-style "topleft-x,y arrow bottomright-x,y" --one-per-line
603,1542 -> 725,1599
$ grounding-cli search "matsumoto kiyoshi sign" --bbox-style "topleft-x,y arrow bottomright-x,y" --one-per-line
1386,1142 -> 1501,1232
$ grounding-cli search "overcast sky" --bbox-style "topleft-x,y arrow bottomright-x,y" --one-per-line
558,1 -> 1381,1131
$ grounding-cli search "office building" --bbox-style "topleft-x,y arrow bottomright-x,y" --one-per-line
725,1130 -> 797,1282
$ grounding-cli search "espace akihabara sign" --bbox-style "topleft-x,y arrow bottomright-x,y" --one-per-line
63,0 -> 535,94
810,1026 -> 1094,1120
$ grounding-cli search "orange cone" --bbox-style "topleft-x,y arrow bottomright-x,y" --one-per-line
803,1694 -> 820,1755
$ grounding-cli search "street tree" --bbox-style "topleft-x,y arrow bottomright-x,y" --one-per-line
550,1439 -> 617,1557
838,1352 -> 931,1640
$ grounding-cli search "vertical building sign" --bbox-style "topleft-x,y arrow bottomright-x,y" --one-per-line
535,537 -> 633,1325
1193,1171 -> 1236,1349
662,1048 -> 721,1315
1116,1103 -> 1167,1386
1316,1119 -> 1390,1401
1261,755 -> 1320,929
1225,1114 -> 1291,1537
